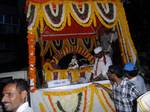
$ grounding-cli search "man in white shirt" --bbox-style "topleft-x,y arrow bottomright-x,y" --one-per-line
124,63 -> 147,95
1,79 -> 33,112
92,46 -> 112,80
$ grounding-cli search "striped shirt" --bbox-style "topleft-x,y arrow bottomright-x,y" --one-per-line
112,78 -> 140,112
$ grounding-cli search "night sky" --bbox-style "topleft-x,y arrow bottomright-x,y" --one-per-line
124,0 -> 150,66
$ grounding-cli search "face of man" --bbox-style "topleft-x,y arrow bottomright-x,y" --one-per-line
95,52 -> 103,58
107,71 -> 116,83
1,83 -> 26,112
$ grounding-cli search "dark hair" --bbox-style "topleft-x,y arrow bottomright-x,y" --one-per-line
108,65 -> 123,78
6,79 -> 30,94
124,70 -> 138,77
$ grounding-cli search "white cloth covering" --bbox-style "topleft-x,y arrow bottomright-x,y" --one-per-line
16,102 -> 33,112
137,91 -> 150,112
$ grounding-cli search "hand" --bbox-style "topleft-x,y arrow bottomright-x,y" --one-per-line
93,83 -> 112,92
93,83 -> 103,87
93,83 -> 113,98
93,75 -> 102,81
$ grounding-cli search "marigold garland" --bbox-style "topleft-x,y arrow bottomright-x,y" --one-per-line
27,1 -> 117,31
116,1 -> 137,64
83,88 -> 87,112
95,86 -> 107,112
89,85 -> 95,112
48,96 -> 57,112
28,32 -> 37,89
101,89 -> 116,112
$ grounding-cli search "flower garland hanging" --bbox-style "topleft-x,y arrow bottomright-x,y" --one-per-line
28,32 -> 37,90
94,2 -> 117,28
42,2 -> 67,31
69,2 -> 93,27
26,1 -> 117,31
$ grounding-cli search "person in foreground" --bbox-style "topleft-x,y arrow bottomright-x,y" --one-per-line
94,65 -> 140,112
1,79 -> 33,112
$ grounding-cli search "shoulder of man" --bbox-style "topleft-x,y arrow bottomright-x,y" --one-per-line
22,107 -> 33,112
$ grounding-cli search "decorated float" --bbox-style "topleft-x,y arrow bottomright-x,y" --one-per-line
26,0 -> 137,111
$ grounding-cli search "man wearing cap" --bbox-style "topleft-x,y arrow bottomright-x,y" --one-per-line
124,63 -> 147,95
92,46 -> 112,80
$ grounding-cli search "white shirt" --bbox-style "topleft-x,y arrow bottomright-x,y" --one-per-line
129,75 -> 147,95
16,102 -> 33,112
93,55 -> 112,79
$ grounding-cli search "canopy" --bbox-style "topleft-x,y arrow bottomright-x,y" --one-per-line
26,0 -> 138,89
26,0 -> 117,33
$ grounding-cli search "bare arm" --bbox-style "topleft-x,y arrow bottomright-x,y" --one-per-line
93,82 -> 113,98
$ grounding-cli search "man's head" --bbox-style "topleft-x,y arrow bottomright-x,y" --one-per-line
107,65 -> 123,83
1,79 -> 29,112
94,46 -> 104,58
123,63 -> 138,77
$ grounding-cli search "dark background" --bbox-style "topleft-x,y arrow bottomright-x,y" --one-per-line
0,0 -> 150,73
124,0 -> 150,67
0,0 -> 28,73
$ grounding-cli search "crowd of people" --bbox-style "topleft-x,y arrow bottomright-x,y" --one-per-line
93,45 -> 150,112
1,45 -> 150,112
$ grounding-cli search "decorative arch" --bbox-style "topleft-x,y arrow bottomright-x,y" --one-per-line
50,46 -> 95,65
